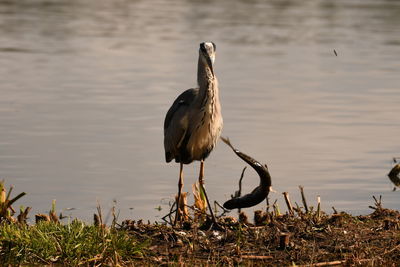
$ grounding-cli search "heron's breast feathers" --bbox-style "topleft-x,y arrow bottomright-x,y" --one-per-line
186,106 -> 223,160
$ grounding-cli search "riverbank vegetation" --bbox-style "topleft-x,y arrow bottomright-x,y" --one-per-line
1,179 -> 400,266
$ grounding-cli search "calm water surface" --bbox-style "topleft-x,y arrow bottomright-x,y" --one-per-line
1,0 -> 399,222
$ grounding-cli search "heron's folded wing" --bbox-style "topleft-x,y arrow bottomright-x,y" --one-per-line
163,88 -> 198,162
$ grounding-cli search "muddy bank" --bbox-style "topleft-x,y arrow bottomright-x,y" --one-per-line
122,201 -> 400,266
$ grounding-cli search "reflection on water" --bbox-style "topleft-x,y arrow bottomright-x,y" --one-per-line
0,0 -> 399,222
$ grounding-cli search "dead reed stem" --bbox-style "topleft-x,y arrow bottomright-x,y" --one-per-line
282,192 -> 294,215
299,185 -> 309,213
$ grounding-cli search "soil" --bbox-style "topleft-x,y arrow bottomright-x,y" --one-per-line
120,204 -> 400,266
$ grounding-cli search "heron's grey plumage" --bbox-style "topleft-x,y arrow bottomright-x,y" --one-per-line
163,42 -> 222,225
164,42 -> 223,165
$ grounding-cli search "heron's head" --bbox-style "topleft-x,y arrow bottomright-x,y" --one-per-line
199,42 -> 216,76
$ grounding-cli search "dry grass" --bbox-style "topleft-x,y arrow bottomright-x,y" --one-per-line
1,180 -> 400,266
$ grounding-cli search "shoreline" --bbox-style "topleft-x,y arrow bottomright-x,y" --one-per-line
1,181 -> 399,266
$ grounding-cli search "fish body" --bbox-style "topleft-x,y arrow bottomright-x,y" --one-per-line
221,137 -> 271,209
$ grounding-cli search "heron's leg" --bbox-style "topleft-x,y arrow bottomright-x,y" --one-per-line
174,163 -> 184,226
198,160 -> 217,223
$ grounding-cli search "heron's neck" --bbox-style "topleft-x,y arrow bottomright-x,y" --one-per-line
197,58 -> 214,90
197,59 -> 218,108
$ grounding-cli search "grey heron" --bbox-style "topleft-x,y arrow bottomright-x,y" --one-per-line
164,42 -> 222,225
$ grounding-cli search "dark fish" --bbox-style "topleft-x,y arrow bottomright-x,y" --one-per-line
388,163 -> 400,188
221,137 -> 272,209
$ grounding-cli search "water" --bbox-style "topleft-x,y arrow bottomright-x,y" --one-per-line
0,0 -> 399,222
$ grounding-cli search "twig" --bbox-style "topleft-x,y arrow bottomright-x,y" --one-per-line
297,259 -> 372,267
332,206 -> 338,214
237,167 -> 246,214
282,192 -> 294,215
299,260 -> 344,266
5,185 -> 13,203
241,255 -> 273,260
299,186 -> 309,213
7,192 -> 27,211
169,200 -> 176,224
161,201 -> 176,226
236,167 -> 247,198
294,202 -> 303,216
214,201 -> 230,217
383,243 -> 400,255
369,196 -> 383,212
